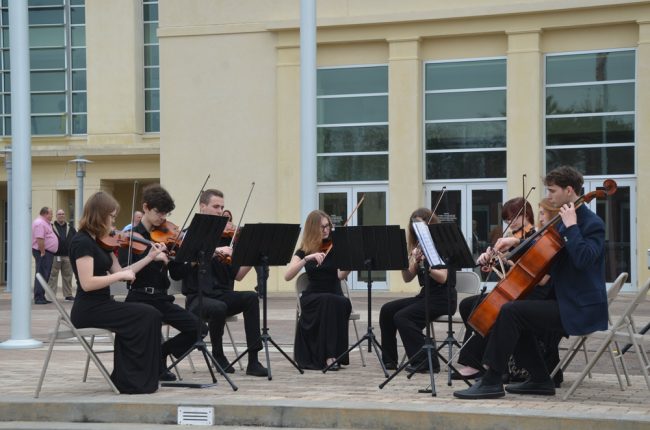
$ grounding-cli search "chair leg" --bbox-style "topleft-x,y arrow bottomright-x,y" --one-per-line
82,335 -> 95,382
552,336 -> 585,377
352,319 -> 366,367
580,342 -> 593,379
75,332 -> 119,394
563,332 -> 616,401
225,322 -> 244,371
34,319 -> 61,398
607,344 -> 626,391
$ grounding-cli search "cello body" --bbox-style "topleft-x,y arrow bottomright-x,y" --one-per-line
468,226 -> 564,337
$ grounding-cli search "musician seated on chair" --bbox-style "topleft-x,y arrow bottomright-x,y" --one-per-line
379,207 -> 454,374
168,188 -> 268,377
454,165 -> 607,400
454,197 -> 563,386
284,209 -> 351,371
118,184 -> 207,383
70,191 -> 165,394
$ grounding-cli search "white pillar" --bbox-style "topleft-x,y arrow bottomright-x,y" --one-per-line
299,0 -> 317,221
0,0 -> 41,349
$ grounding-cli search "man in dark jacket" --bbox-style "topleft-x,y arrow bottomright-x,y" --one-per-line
48,209 -> 77,300
454,165 -> 607,399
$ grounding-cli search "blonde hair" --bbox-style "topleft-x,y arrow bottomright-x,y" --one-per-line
538,197 -> 560,228
79,191 -> 120,238
299,210 -> 331,255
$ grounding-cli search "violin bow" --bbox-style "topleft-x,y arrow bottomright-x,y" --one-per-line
229,181 -> 255,248
342,193 -> 365,227
126,180 -> 138,269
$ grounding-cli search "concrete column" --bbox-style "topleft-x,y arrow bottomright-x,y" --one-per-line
506,31 -> 543,202
387,38 -> 421,291
85,0 -> 144,143
636,21 -> 650,286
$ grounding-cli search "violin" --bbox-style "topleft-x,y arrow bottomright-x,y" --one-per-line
96,230 -> 153,254
150,220 -> 183,254
511,224 -> 534,240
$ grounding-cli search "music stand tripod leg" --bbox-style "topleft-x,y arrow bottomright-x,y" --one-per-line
323,264 -> 388,377
228,259 -> 304,380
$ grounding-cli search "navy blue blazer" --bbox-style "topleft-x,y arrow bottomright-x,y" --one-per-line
551,204 -> 607,336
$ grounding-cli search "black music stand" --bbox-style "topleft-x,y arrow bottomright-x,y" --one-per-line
379,222 -> 474,396
323,225 -> 408,376
227,223 -> 303,380
429,222 -> 476,386
162,213 -> 238,390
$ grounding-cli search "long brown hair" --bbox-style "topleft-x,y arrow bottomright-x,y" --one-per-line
299,210 -> 331,255
406,207 -> 439,252
79,191 -> 120,238
538,197 -> 560,228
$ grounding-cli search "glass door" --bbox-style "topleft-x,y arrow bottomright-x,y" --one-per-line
319,185 -> 388,290
584,179 -> 635,290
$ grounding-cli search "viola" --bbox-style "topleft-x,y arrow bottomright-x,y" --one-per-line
150,220 -> 183,254
468,179 -> 617,337
511,224 -> 535,240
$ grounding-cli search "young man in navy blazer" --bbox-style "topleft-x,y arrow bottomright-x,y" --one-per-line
454,165 -> 607,399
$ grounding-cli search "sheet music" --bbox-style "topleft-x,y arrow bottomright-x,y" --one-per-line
412,221 -> 445,267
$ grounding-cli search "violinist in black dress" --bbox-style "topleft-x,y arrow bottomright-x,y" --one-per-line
285,210 -> 351,370
379,208 -> 455,373
69,191 -> 166,394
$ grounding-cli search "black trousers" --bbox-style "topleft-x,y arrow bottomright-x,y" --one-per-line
187,290 -> 262,359
482,299 -> 565,380
379,286 -> 455,367
33,249 -> 54,301
126,293 -> 205,360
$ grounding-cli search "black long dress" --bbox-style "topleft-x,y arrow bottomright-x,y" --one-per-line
293,249 -> 351,370
69,231 -> 162,394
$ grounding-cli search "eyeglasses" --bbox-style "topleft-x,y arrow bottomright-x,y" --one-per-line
320,223 -> 332,231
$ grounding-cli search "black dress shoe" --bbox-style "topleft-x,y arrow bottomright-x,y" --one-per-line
505,378 -> 555,396
215,356 -> 235,374
34,299 -> 49,305
65,296 -> 75,301
159,369 -> 177,382
246,361 -> 269,377
453,378 -> 505,399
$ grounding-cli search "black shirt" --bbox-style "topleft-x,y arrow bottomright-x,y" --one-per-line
69,231 -> 113,299
295,249 -> 342,295
117,223 -> 170,292
53,222 -> 76,256
169,255 -> 239,299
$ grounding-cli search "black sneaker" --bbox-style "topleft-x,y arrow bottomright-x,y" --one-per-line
65,296 -> 75,301
246,361 -> 268,377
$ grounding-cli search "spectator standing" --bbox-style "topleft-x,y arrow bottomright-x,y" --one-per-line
122,210 -> 143,232
32,207 -> 58,304
48,209 -> 77,301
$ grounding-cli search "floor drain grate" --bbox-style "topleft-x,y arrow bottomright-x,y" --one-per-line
177,406 -> 214,426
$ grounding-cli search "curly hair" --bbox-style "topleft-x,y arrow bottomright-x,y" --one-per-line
142,184 -> 175,214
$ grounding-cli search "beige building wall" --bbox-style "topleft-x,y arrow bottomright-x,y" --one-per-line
158,0 -> 648,292
1,1 -> 646,291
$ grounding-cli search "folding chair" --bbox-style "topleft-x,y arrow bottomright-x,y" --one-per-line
562,277 -> 650,400
34,273 -> 119,398
551,272 -> 629,389
295,273 -> 365,365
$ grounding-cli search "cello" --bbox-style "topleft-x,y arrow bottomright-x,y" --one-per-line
468,179 -> 617,337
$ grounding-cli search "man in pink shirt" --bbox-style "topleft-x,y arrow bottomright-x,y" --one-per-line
32,207 -> 58,304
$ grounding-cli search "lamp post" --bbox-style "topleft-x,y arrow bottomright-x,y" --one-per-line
0,145 -> 10,293
68,156 -> 92,228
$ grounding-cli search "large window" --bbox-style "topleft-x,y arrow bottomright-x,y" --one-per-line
545,49 -> 635,175
143,0 -> 158,133
424,58 -> 507,180
316,65 -> 388,183
0,0 -> 86,136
